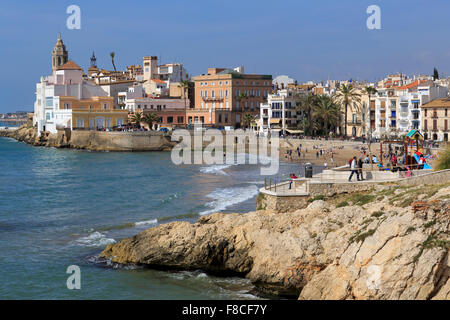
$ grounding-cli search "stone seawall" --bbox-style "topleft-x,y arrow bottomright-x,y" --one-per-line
0,126 -> 175,151
69,130 -> 174,151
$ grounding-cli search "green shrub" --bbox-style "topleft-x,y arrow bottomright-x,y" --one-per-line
371,211 -> 384,217
307,195 -> 326,203
351,194 -> 376,206
435,145 -> 450,171
336,201 -> 349,208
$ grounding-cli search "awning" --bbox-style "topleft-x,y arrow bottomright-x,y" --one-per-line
270,119 -> 281,124
270,128 -> 282,132
286,129 -> 304,134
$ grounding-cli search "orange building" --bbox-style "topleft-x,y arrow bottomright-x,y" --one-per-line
59,96 -> 128,129
187,68 -> 272,128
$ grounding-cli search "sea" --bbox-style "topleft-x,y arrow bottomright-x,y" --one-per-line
0,135 -> 323,299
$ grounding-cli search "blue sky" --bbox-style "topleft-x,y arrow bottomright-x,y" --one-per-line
0,0 -> 449,112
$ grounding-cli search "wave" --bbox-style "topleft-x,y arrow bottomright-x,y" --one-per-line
75,231 -> 116,247
200,164 -> 234,175
199,185 -> 259,215
134,219 -> 158,226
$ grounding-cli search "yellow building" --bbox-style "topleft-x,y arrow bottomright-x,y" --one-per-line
58,96 -> 128,129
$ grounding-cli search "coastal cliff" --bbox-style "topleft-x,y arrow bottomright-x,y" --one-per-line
101,183 -> 450,299
0,126 -> 175,151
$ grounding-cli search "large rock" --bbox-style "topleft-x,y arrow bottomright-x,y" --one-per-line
101,187 -> 450,299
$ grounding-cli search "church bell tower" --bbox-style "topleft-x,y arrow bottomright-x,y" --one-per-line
52,33 -> 69,72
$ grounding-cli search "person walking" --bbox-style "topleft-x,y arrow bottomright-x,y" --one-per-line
358,157 -> 364,180
348,156 -> 360,182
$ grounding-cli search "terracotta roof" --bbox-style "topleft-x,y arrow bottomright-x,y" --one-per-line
57,60 -> 83,71
151,78 -> 166,84
396,80 -> 427,90
421,97 -> 450,108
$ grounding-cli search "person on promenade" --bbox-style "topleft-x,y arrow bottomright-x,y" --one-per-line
358,157 -> 364,180
289,173 -> 298,189
348,156 -> 360,182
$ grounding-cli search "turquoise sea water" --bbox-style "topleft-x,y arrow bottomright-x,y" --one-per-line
0,137 -> 322,299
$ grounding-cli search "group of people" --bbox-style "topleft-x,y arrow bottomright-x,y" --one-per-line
348,156 -> 365,182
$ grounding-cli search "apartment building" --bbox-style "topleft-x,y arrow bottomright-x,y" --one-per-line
188,67 -> 272,127
364,79 -> 448,138
421,98 -> 450,141
259,89 -> 302,135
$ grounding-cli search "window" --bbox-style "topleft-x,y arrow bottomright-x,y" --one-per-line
424,119 -> 428,130
212,90 -> 215,98
226,102 -> 229,109
177,116 -> 184,123
77,118 -> 84,128
220,91 -> 223,98
446,109 -> 448,117
218,114 -> 222,123
46,113 -> 50,120
200,90 -> 203,97
225,90 -> 229,98
167,117 -> 173,123
225,114 -> 228,123
46,97 -> 53,107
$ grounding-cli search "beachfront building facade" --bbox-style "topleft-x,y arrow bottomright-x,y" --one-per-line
258,89 -> 302,135
363,78 -> 448,138
188,67 -> 272,127
33,35 -> 128,133
421,97 -> 450,141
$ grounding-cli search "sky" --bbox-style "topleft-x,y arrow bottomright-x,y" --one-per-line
0,0 -> 449,113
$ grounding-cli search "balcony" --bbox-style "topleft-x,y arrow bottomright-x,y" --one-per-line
202,96 -> 223,102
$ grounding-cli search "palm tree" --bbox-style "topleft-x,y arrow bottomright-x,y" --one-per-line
143,113 -> 161,130
363,86 -> 377,170
237,92 -> 248,110
336,84 -> 361,137
131,112 -> 143,128
313,95 -> 340,135
242,113 -> 256,129
110,52 -> 116,71
363,86 -> 377,137
178,80 -> 190,127
296,93 -> 318,136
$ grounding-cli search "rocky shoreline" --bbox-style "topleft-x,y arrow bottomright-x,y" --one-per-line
101,183 -> 450,299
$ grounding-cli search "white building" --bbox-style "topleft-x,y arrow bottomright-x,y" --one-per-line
372,80 -> 448,138
33,60 -> 110,133
123,97 -> 188,113
259,89 -> 302,135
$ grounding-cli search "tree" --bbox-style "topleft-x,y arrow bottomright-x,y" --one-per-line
178,80 -> 190,127
313,95 -> 340,135
363,86 -> 378,137
110,52 -> 117,71
131,112 -> 143,128
242,113 -> 257,129
433,67 -> 439,80
336,84 -> 361,137
143,113 -> 161,130
296,93 -> 318,136
363,86 -> 378,170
